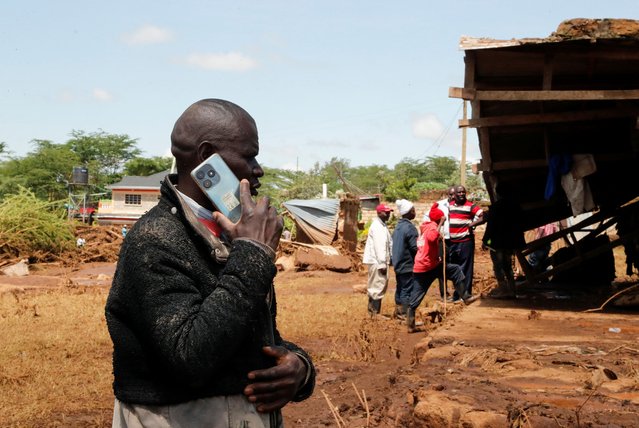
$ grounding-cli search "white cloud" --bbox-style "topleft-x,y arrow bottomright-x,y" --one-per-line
122,25 -> 173,45
412,114 -> 444,140
183,52 -> 257,71
57,90 -> 75,103
92,88 -> 113,102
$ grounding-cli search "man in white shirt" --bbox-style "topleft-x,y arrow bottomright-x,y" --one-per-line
363,204 -> 393,317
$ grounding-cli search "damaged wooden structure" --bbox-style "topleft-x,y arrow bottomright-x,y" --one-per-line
450,18 -> 639,286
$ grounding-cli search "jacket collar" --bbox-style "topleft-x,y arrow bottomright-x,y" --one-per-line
161,174 -> 230,263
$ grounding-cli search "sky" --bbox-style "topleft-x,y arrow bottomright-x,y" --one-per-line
1,1 -> 637,172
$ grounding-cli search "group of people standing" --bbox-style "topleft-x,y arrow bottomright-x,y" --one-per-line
362,185 -> 484,332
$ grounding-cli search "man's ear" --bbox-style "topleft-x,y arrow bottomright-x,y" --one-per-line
196,140 -> 215,162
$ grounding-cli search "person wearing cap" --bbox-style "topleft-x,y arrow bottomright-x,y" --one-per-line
362,203 -> 393,317
391,199 -> 418,320
407,203 -> 475,332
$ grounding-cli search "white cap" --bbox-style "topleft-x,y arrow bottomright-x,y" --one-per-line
395,199 -> 414,216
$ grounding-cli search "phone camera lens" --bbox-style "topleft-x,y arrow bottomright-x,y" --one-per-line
196,171 -> 205,179
207,169 -> 216,177
203,179 -> 212,188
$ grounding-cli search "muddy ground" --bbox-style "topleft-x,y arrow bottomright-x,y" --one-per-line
277,269 -> 639,427
1,241 -> 638,427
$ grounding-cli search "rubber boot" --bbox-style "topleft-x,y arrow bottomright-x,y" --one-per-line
407,308 -> 416,333
367,297 -> 376,316
402,303 -> 409,318
369,298 -> 382,318
394,304 -> 406,321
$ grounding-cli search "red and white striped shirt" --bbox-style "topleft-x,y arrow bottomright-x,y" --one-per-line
449,201 -> 483,242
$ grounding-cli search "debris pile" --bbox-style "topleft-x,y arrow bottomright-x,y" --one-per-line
553,18 -> 639,40
69,225 -> 124,266
0,222 -> 124,270
277,240 -> 355,273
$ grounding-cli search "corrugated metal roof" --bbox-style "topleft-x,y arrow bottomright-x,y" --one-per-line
282,199 -> 340,246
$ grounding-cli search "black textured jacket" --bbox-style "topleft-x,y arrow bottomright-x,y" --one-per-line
391,218 -> 418,274
105,174 -> 315,405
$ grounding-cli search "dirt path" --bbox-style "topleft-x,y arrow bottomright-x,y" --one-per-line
277,241 -> 639,427
2,254 -> 638,427
282,288 -> 639,427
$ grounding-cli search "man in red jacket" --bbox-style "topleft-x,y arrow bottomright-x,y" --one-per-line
407,204 -> 475,332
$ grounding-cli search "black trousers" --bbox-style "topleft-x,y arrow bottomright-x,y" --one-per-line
409,263 -> 466,310
448,239 -> 475,298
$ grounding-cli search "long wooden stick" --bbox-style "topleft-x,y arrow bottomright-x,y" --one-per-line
351,382 -> 365,408
351,382 -> 370,427
362,389 -> 370,427
584,282 -> 639,313
321,390 -> 345,427
442,234 -> 447,318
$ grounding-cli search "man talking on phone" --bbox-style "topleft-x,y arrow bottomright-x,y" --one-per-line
105,99 -> 315,428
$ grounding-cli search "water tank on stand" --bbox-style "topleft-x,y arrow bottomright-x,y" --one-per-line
71,167 -> 89,185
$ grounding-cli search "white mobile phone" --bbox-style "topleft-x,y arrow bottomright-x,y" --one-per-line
190,153 -> 242,223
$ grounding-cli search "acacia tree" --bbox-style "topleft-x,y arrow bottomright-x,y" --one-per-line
65,130 -> 141,189
0,140 -> 80,200
124,156 -> 173,176
349,164 -> 392,195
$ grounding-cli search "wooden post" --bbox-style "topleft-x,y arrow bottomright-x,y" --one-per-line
460,100 -> 467,186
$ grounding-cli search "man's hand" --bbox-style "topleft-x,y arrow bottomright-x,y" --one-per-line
214,180 -> 283,251
243,346 -> 307,413
379,267 -> 387,275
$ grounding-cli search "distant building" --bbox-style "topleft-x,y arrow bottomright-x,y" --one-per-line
97,170 -> 168,226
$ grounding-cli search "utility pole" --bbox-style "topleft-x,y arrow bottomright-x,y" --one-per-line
460,100 -> 467,186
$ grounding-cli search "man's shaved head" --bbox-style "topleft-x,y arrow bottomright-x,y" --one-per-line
171,99 -> 255,173
169,98 -> 263,207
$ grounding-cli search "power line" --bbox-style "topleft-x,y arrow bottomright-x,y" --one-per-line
418,100 -> 463,159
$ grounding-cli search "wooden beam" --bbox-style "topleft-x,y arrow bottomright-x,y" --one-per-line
489,159 -> 548,171
460,101 -> 467,186
478,128 -> 491,166
449,87 -> 639,101
542,53 -> 553,90
459,108 -> 639,128
481,153 -> 631,172
464,52 -> 476,90
449,87 -> 470,99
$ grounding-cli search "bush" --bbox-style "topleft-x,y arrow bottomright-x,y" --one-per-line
0,188 -> 75,259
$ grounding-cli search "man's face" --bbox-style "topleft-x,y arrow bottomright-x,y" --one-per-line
378,210 -> 391,222
454,186 -> 467,205
448,188 -> 455,202
214,116 -> 264,196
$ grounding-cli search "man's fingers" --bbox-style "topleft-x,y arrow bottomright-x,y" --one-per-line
261,345 -> 287,359
238,179 -> 254,207
247,347 -> 289,381
212,211 -> 235,232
